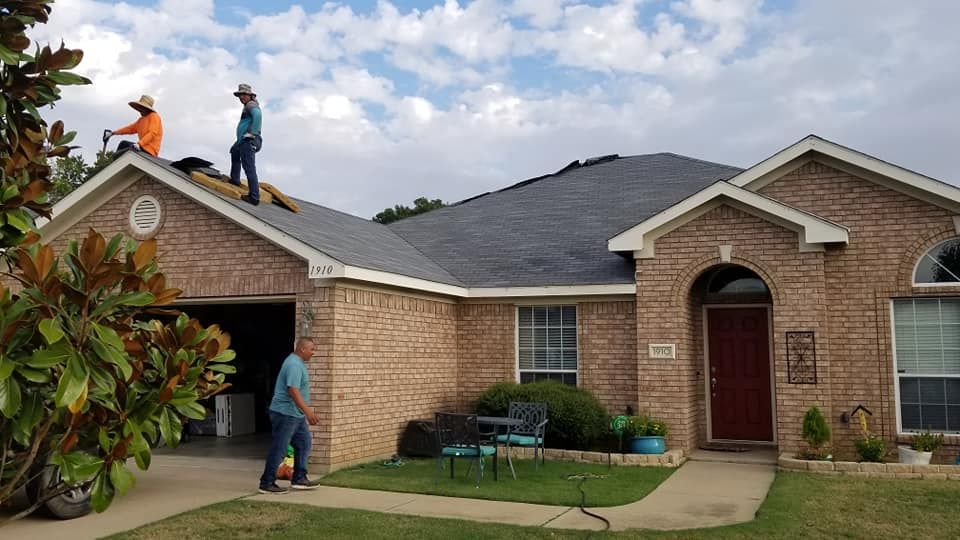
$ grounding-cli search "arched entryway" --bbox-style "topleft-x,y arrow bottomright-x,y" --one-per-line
694,265 -> 775,443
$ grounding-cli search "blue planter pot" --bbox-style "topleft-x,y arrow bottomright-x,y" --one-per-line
629,436 -> 666,454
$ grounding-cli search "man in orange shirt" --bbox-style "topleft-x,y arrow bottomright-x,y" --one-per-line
107,95 -> 163,157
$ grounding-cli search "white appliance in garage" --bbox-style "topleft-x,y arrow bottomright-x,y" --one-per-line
215,393 -> 256,437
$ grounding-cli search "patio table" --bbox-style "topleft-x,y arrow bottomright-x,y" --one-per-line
477,416 -> 523,480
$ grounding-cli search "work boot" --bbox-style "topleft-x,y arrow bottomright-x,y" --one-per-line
290,478 -> 322,490
241,194 -> 260,206
258,483 -> 288,494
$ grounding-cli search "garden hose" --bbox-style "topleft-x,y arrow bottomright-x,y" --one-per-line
566,473 -> 611,534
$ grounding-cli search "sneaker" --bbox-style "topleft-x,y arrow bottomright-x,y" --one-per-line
290,478 -> 322,490
241,194 -> 260,206
258,483 -> 288,494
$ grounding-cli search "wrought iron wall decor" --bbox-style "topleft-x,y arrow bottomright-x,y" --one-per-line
786,331 -> 817,384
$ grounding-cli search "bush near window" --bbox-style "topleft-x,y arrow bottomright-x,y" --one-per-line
474,381 -> 608,450
910,429 -> 944,453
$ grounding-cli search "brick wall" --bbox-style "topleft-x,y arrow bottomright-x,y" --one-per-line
325,285 -> 459,468
635,204 -> 828,453
49,176 -> 310,297
578,301 -> 638,415
456,304 -> 515,409
760,161 -> 957,461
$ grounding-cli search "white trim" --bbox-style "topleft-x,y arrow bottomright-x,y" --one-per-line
468,283 -> 635,298
172,294 -> 297,305
703,304 -> 777,444
730,135 -> 960,213
608,181 -> 849,256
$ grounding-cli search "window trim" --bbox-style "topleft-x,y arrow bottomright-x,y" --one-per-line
912,238 -> 960,287
890,298 -> 960,435
515,304 -> 579,386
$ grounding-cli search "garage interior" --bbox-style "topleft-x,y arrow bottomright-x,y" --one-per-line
154,300 -> 296,460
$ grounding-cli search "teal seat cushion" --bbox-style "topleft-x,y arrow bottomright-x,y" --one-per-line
441,445 -> 496,457
495,434 -> 542,446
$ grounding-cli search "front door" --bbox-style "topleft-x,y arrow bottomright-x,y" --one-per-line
707,307 -> 773,441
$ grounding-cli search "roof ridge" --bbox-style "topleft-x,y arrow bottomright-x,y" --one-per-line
656,152 -> 744,172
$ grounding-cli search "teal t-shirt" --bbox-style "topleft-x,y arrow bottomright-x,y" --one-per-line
269,353 -> 309,418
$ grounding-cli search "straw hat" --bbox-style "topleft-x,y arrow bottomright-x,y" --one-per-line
233,83 -> 257,98
128,95 -> 156,114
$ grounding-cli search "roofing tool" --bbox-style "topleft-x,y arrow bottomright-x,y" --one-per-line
101,129 -> 112,153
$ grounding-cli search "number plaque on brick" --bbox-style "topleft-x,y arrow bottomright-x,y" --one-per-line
649,344 -> 676,359
786,331 -> 817,384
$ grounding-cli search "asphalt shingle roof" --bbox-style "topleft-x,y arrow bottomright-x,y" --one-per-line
147,156 -> 464,286
388,153 -> 743,287
142,152 -> 742,289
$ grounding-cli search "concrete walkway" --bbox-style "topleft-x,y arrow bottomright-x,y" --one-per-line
248,460 -> 776,532
1,455 -> 259,540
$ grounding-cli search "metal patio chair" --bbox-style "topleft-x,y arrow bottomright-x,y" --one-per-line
434,412 -> 497,488
497,401 -> 548,479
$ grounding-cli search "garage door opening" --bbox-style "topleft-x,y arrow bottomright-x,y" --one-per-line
155,300 -> 296,460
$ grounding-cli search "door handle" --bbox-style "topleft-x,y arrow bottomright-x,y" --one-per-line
710,377 -> 717,388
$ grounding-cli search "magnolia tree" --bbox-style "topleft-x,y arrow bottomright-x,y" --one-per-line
0,1 -> 234,520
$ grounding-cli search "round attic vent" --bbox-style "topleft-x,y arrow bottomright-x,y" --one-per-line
128,195 -> 162,237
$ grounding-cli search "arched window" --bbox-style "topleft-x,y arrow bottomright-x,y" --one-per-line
707,265 -> 770,295
914,238 -> 960,284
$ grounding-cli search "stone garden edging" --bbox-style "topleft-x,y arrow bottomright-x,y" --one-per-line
509,446 -> 686,468
778,453 -> 960,480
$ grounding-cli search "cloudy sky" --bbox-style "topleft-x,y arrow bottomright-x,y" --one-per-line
33,0 -> 960,218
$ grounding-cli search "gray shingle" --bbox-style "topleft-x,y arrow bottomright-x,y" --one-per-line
388,153 -> 743,287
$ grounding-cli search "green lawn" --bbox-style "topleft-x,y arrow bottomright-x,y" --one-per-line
107,472 -> 960,540
317,457 -> 673,506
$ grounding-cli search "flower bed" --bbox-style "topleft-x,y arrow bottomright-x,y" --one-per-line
511,446 -> 685,467
778,453 -> 960,480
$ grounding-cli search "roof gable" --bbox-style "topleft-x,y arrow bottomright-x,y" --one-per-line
729,135 -> 960,213
607,181 -> 849,258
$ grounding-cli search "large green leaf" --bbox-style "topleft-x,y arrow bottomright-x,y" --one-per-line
0,359 -> 14,380
57,451 -> 104,485
13,392 -> 43,446
174,401 -> 206,420
45,71 -> 92,86
158,407 -> 181,448
109,461 -> 135,497
0,377 -> 22,418
27,342 -> 72,369
115,291 -> 156,307
16,365 -> 51,383
90,472 -> 115,513
91,323 -> 125,353
208,350 -> 237,363
39,317 -> 64,344
54,352 -> 89,408
89,337 -> 132,381
205,363 -> 236,374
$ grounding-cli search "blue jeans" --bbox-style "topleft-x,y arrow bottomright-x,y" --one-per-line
259,410 -> 310,488
230,136 -> 262,201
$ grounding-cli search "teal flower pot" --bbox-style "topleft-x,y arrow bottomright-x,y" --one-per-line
629,436 -> 666,454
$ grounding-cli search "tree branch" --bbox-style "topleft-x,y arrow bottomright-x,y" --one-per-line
0,414 -> 56,503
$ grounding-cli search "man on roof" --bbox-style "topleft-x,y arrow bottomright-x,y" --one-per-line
229,83 -> 263,206
107,95 -> 163,157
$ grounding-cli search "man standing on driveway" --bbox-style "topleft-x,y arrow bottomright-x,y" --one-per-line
259,337 -> 321,494
229,83 -> 263,206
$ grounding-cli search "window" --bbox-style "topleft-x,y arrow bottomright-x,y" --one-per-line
914,238 -> 960,284
517,305 -> 577,385
892,298 -> 960,432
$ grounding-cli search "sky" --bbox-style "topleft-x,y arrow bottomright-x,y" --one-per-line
32,0 -> 960,219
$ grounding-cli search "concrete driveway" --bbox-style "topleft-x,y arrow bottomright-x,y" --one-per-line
1,455 -> 259,540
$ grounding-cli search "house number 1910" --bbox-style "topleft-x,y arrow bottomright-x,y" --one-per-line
310,265 -> 335,278
649,344 -> 676,359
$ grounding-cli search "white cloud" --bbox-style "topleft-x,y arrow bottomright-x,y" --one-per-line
28,0 -> 960,220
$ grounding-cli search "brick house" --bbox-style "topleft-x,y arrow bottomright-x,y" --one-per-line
39,134 -> 960,470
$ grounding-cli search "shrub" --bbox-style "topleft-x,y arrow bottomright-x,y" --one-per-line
799,406 -> 831,459
474,381 -> 608,450
855,436 -> 887,462
911,429 -> 944,453
854,409 -> 886,462
623,415 -> 668,438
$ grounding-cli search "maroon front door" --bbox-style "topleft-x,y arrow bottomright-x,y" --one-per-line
707,307 -> 773,441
